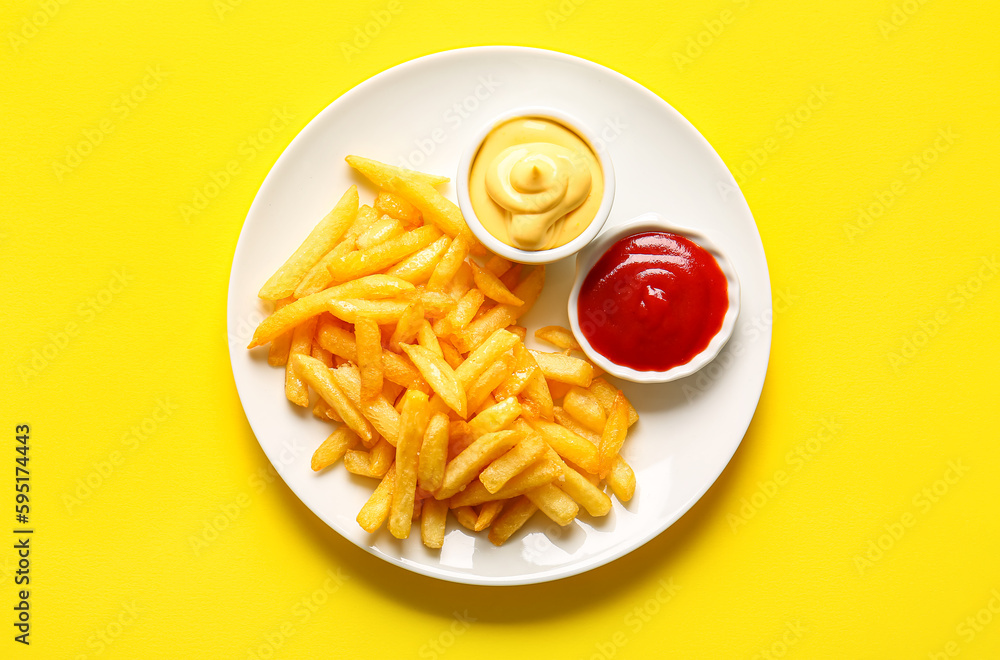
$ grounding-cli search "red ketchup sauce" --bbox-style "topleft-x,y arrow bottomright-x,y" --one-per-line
577,231 -> 728,372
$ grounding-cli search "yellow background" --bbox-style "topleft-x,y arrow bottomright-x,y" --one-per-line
3,0 -> 999,657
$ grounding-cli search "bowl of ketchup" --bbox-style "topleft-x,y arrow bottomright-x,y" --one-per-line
568,212 -> 740,383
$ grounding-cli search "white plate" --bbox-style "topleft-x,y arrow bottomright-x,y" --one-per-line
227,46 -> 771,586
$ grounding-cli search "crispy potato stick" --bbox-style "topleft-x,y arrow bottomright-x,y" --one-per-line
259,186 -> 358,300
470,261 -> 524,306
445,261 -> 474,300
248,275 -> 415,347
543,449 -> 611,517
357,464 -> 396,533
327,299 -> 410,324
447,421 -> 476,460
468,397 -> 522,438
474,395 -> 497,415
327,225 -> 442,282
598,391 -> 630,478
400,344 -> 467,418
563,386 -> 607,434
311,343 -> 334,367
479,433 -> 548,493
389,302 -> 424,351
285,317 -> 317,406
311,427 -> 360,471
294,205 -> 378,297
494,342 -> 539,400
439,339 -> 464,369
474,500 -> 505,532
454,328 -> 519,389
547,379 -> 572,401
417,320 -> 443,357
466,353 -> 516,413
386,235 -> 450,284
535,325 -> 581,352
293,354 -> 375,444
526,483 -> 579,526
488,496 -> 538,546
369,437 -> 394,477
421,498 -> 448,548
354,318 -> 383,402
553,407 -> 600,444
328,364 -> 400,446
389,390 -> 430,539
312,398 -> 343,423
451,459 -> 561,507
529,419 -> 599,474
453,267 -> 544,352
499,263 -> 523,290
356,216 -> 404,250
346,155 -> 450,188
417,412 -> 449,493
437,430 -> 522,499
588,378 -> 639,427
607,455 -> 636,502
519,368 -> 554,420
315,323 -> 430,393
344,449 -> 377,477
399,289 -> 456,319
485,254 -> 513,277
432,288 -> 484,337
451,506 -> 479,531
529,350 -> 594,388
267,298 -> 295,366
375,190 -> 423,224
508,325 -> 527,341
427,236 -> 470,291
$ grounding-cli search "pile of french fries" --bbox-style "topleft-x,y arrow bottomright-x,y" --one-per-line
247,156 -> 639,548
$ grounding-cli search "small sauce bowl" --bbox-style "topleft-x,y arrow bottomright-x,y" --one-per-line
567,212 -> 741,384
456,106 -> 616,264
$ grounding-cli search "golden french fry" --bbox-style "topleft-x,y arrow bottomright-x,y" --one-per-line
399,288 -> 456,318
474,500 -> 505,532
421,498 -> 448,548
453,267 -> 544,352
356,216 -> 404,250
437,430 -> 522,499
468,397 -> 522,437
327,225 -> 442,282
479,433 -> 547,493
312,398 -> 343,423
528,418 -> 599,474
294,205 -> 378,297
488,496 -> 537,546
344,449 -> 378,477
474,394 -> 498,415
444,261 -> 474,300
311,427 -> 360,471
529,350 -> 594,388
375,190 -> 424,224
519,368 -> 554,420
417,320 -> 443,357
508,325 -> 527,341
450,459 -> 561,507
470,261 -> 524,306
293,354 -> 375,444
447,421 -> 475,460
451,506 -> 479,531
526,483 -> 579,526
607,455 -> 636,502
267,298 -> 295,366
399,344 -> 467,418
248,275 -> 415,348
439,339 -> 464,369
328,364 -> 400,446
311,343 -> 334,368
553,407 -> 600,444
417,412 -> 449,493
563,386 -> 607,434
354,318 -> 383,402
485,254 -> 513,277
369,437 -> 394,477
346,155 -> 449,188
543,448 -> 611,517
535,325 -> 581,352
382,380 -> 404,405
315,323 -> 430,393
386,235 -> 450,284
466,353 -> 516,413
454,328 -> 519,389
432,288 -> 484,337
285,317 -> 317,406
499,263 -> 523,290
494,342 -> 538,400
547,378 -> 572,401
357,464 -> 395,533
389,390 -> 430,539
259,185 -> 358,300
388,302 -> 424,351
427,235 -> 470,291
327,299 -> 411,324
589,378 -> 639,427
598,391 -> 630,478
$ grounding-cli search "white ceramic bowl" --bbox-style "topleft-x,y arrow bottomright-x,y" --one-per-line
567,212 -> 741,383
455,106 -> 616,264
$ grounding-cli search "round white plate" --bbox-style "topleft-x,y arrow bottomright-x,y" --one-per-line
227,46 -> 771,586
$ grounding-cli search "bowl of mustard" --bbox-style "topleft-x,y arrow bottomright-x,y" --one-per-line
456,107 -> 616,264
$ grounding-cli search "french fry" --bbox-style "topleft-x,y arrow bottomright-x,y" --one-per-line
421,498 -> 448,548
375,190 -> 423,225
451,506 -> 479,531
453,267 -> 544,352
417,320 -> 443,357
479,433 -> 547,493
382,380 -> 404,405
474,500 -> 505,532
259,185 -> 358,300
285,317 -> 317,406
427,236 -> 470,291
519,368 -> 554,420
450,459 -> 561,507
327,299 -> 411,324
293,354 -> 375,444
474,394 -> 498,415
468,397 -> 522,438
439,339 -> 464,369
311,343 -> 334,368
553,407 -> 600,444
432,288 -> 484,337
529,350 -> 594,388
248,275 -> 414,348
357,464 -> 395,533
526,483 -> 579,526
494,342 -> 539,400
369,437 -> 394,477
499,263 -> 523,290
470,261 -> 523,306
400,344 -> 467,418
508,325 -> 527,341
354,317 -> 383,402
346,155 -> 449,188
528,418 -> 599,474
466,353 -> 516,412
267,298 -> 295,366
388,302 -> 424,352
444,261 -> 474,301
399,289 -> 456,319
356,216 -> 404,250
485,254 -> 513,277
535,325 -> 581,352
389,390 -> 429,539
589,378 -> 639,427
327,225 -> 442,282
386,235 -> 450,284
488,496 -> 537,546
294,205 -> 378,297
453,328 -> 520,389
436,430 -> 522,499
598,391 -> 629,478
543,449 -> 611,517
607,455 -> 636,502
417,412 -> 449,493
344,449 -> 378,477
328,364 -> 400,446
315,323 -> 430,393
563,386 -> 607,435
311,427 -> 360,471
312,398 -> 343,423
547,379 -> 572,401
